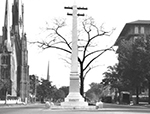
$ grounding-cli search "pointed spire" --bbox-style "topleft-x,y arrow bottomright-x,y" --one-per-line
3,0 -> 8,42
3,0 -> 11,52
12,0 -> 19,29
14,0 -> 19,7
47,61 -> 50,81
21,3 -> 24,35
4,0 -> 8,28
12,0 -> 24,36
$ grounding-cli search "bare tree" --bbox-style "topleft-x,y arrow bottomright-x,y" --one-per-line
32,17 -> 115,96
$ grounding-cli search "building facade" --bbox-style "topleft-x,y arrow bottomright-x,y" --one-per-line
114,20 -> 150,99
115,20 -> 150,45
0,0 -> 29,102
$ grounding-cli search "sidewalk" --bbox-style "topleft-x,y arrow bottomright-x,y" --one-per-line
0,100 -> 32,108
0,102 -> 42,108
144,105 -> 150,108
130,102 -> 150,108
0,103 -> 26,108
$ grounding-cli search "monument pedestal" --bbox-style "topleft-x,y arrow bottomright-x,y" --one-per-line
61,92 -> 88,107
61,73 -> 88,108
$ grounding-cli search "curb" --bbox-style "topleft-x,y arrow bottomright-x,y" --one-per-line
0,104 -> 26,108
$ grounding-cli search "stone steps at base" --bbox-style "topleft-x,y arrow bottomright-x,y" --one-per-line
50,106 -> 96,110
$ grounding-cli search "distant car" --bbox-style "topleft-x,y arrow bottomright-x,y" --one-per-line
88,101 -> 96,106
102,96 -> 112,103
41,98 -> 45,104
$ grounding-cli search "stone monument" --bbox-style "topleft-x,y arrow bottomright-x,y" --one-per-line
61,5 -> 88,108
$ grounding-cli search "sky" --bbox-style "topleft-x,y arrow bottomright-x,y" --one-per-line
0,0 -> 150,91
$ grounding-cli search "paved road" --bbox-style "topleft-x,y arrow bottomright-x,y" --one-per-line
0,103 -> 44,114
0,103 -> 150,114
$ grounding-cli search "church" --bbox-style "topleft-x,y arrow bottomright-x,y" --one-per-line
0,0 -> 29,102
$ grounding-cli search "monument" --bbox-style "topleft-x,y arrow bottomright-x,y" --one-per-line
61,5 -> 88,108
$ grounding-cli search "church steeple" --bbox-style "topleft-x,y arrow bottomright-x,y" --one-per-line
12,0 -> 19,29
0,0 -> 29,103
47,61 -> 50,81
3,0 -> 11,52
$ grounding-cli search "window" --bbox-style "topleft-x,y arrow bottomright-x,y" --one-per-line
1,55 -> 10,65
140,27 -> 144,34
134,36 -> 138,40
134,26 -> 139,34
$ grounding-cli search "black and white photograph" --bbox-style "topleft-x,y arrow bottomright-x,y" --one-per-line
0,0 -> 150,114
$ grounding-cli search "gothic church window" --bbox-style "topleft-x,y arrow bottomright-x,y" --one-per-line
1,56 -> 6,65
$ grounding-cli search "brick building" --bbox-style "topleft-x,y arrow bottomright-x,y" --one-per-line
115,20 -> 150,45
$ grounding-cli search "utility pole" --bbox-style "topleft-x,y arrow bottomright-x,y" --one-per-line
61,4 -> 88,108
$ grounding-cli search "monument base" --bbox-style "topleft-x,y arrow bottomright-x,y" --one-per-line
61,92 -> 88,108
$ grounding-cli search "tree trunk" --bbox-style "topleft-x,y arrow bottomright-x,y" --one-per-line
118,89 -> 121,104
79,62 -> 84,98
5,90 -> 8,104
80,72 -> 84,97
136,86 -> 139,105
148,80 -> 150,104
114,88 -> 118,103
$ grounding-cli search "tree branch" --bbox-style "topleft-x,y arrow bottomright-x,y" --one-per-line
46,19 -> 72,51
82,22 -> 113,63
83,65 -> 99,79
55,30 -> 72,50
82,21 -> 91,35
32,41 -> 72,54
83,46 -> 114,71
85,45 -> 114,59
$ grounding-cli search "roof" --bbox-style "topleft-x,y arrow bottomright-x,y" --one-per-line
114,20 -> 150,46
128,20 -> 150,24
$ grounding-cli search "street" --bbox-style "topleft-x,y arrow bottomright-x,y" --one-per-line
0,103 -> 150,114
0,103 -> 44,114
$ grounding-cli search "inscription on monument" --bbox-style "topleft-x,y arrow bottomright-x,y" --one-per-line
69,99 -> 79,102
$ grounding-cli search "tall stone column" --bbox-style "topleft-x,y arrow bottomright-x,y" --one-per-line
61,5 -> 88,108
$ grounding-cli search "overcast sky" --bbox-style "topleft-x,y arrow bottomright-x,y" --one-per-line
0,0 -> 150,91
